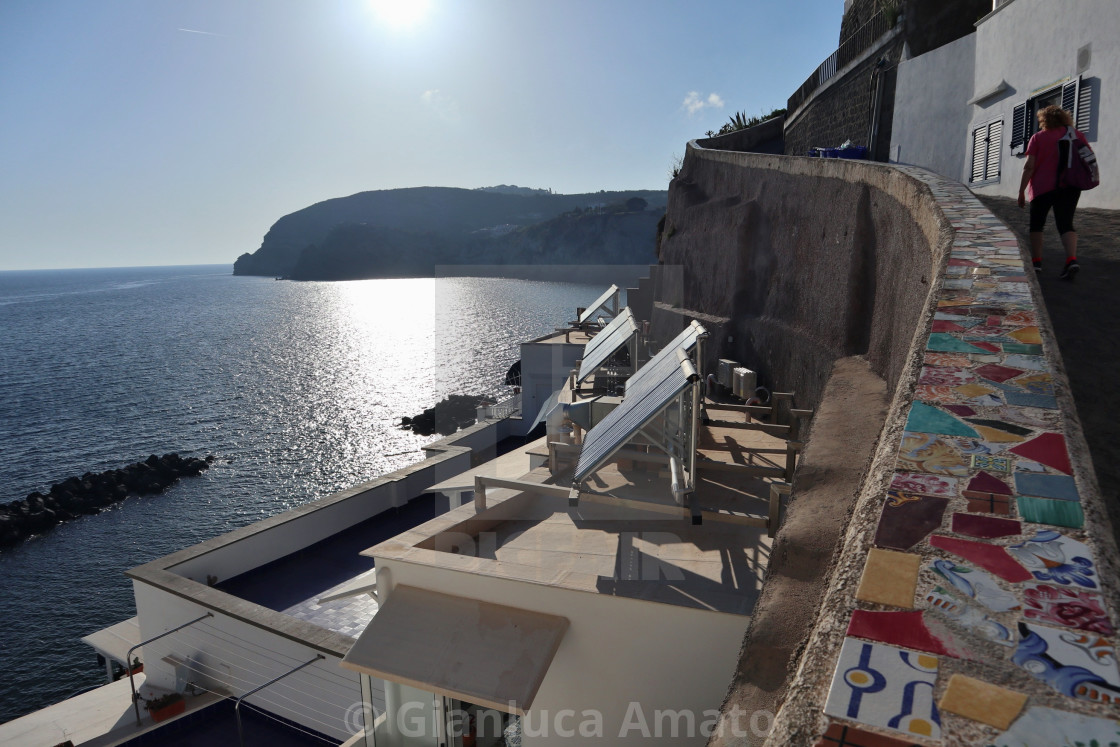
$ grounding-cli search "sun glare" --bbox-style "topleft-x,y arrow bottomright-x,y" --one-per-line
369,0 -> 431,29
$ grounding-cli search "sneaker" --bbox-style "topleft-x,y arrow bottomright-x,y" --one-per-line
1059,260 -> 1080,280
1032,260 -> 1042,274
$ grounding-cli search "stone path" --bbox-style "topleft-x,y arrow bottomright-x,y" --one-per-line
803,168 -> 1120,746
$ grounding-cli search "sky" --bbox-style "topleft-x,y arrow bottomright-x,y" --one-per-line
0,0 -> 843,271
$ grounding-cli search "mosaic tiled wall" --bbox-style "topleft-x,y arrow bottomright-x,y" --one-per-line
811,166 -> 1120,746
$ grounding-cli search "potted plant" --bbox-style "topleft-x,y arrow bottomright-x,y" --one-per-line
145,692 -> 185,723
125,656 -> 143,675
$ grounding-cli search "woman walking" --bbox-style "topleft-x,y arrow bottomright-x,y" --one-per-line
1017,104 -> 1090,280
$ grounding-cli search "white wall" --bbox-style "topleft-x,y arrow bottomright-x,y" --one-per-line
968,0 -> 1119,207
133,582 -> 373,742
373,558 -> 751,746
890,33 -> 976,180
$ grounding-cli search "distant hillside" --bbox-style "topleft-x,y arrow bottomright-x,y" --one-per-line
233,187 -> 667,279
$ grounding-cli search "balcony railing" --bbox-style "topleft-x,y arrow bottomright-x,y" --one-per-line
477,392 -> 522,421
787,9 -> 894,113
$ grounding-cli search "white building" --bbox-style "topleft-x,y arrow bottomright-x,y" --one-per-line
890,0 -> 1119,208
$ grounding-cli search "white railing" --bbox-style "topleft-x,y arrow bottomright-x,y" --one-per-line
476,393 -> 522,421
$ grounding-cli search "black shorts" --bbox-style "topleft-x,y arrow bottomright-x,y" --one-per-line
1029,187 -> 1081,234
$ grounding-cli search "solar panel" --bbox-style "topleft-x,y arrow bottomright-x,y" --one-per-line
578,285 -> 619,324
624,320 -> 706,397
576,308 -> 638,383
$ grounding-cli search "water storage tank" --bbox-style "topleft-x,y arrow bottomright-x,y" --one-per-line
733,367 -> 757,400
718,359 -> 738,389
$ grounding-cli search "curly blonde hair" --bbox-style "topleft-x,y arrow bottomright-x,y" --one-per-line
1038,104 -> 1073,129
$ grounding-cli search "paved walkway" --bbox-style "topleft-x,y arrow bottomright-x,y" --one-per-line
978,195 -> 1120,549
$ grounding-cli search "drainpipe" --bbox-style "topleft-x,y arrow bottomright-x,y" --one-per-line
867,57 -> 887,159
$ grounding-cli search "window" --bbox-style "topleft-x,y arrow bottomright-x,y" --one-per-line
970,119 -> 1003,184
1010,76 -> 1092,154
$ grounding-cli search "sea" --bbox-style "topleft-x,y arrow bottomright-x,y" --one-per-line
0,264 -> 609,725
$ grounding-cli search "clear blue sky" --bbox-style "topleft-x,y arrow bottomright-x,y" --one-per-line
0,0 -> 842,271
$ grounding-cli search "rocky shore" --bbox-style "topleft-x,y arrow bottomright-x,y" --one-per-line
0,453 -> 214,550
401,394 -> 488,436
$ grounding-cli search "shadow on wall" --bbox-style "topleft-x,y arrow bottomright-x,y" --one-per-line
654,145 -> 944,410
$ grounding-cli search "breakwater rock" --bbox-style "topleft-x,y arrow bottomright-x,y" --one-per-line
401,395 -> 488,436
0,453 -> 214,550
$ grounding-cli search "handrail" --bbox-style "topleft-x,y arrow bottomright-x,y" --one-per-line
128,612 -> 213,726
235,654 -> 325,747
788,9 -> 893,113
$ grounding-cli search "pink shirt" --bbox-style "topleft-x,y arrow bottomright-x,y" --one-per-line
1025,126 -> 1088,200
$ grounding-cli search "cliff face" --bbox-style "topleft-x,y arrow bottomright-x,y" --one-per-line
234,187 -> 666,278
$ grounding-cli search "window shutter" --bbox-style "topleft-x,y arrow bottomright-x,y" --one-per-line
1076,79 -> 1092,137
1061,79 -> 1078,114
1010,103 -> 1027,150
985,121 -> 1002,180
971,127 -> 986,182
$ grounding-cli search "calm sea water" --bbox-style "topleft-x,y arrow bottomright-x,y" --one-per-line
0,265 -> 605,724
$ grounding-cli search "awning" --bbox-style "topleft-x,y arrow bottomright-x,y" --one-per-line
341,586 -> 568,713
577,307 -> 638,384
577,284 -> 620,324
81,617 -> 141,665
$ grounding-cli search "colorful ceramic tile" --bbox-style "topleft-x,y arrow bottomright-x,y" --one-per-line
1023,583 -> 1115,635
874,492 -> 949,552
923,351 -> 972,366
968,340 -> 1003,353
967,326 -> 1016,339
931,559 -> 1021,611
813,722 -> 925,747
1001,354 -> 1045,370
927,334 -> 990,353
1013,457 -> 1047,473
943,404 -> 976,417
1009,326 -> 1042,344
1008,531 -> 1098,589
990,706 -> 1120,747
890,472 -> 958,497
953,436 -> 1006,457
904,402 -> 978,438
857,549 -> 921,609
931,319 -> 967,332
1013,622 -> 1120,703
966,470 -> 1012,495
962,418 -> 1033,437
971,425 -> 1026,443
1001,342 -> 1043,355
970,454 -> 1012,472
1001,311 -> 1036,326
1000,389 -> 1058,409
1009,432 -> 1072,474
917,366 -> 975,388
973,364 -> 1025,383
846,610 -> 961,657
948,258 -> 979,267
951,513 -> 1021,539
1014,472 -> 1079,501
824,638 -> 941,740
967,493 -> 1012,514
952,383 -> 997,399
994,406 -> 1060,430
923,586 -> 1014,646
913,384 -> 961,404
1016,495 -> 1084,528
929,535 -> 1031,582
1008,372 -> 1055,396
898,433 -> 971,476
938,675 -> 1027,730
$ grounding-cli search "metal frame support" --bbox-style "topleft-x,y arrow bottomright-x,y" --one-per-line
129,612 -> 213,726
768,483 -> 791,538
235,655 -> 325,747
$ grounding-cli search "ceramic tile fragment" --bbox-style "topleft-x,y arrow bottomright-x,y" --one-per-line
1023,583 -> 1115,634
924,351 -> 972,366
857,549 -> 921,608
1014,472 -> 1079,501
931,559 -> 1020,612
890,472 -> 958,497
1008,432 -> 1072,474
874,492 -> 949,551
968,340 -> 1002,353
847,610 -> 968,658
898,433 -> 971,476
1013,622 -> 1120,703
967,493 -> 1012,514
1001,354 -> 1045,370
973,364 -> 1025,383
971,425 -> 1026,443
917,366 -> 975,388
813,722 -> 922,747
943,404 -> 975,417
970,454 -> 1011,472
989,706 -> 1120,747
1008,326 -> 1041,344
929,535 -> 1031,582
905,402 -> 978,438
951,512 -> 1020,539
965,470 -> 1012,495
1009,372 -> 1054,395
999,389 -> 1058,409
1001,342 -> 1042,355
824,638 -> 941,739
923,586 -> 1014,646
932,320 -> 967,332
926,334 -> 990,354
1008,531 -> 1098,589
962,418 -> 1032,437
938,674 -> 1027,730
1016,495 -> 1084,528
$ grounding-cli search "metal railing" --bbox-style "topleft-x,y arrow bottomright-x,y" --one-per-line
788,9 -> 894,113
476,392 -> 521,421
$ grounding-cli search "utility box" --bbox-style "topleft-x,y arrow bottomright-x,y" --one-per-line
717,359 -> 738,389
733,367 -> 757,400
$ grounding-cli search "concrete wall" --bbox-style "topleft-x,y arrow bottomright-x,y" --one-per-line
374,557 -> 751,746
695,116 -> 785,155
890,32 -> 976,179
968,0 -> 1120,208
658,145 -> 947,410
133,583 -> 366,742
518,338 -> 585,436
